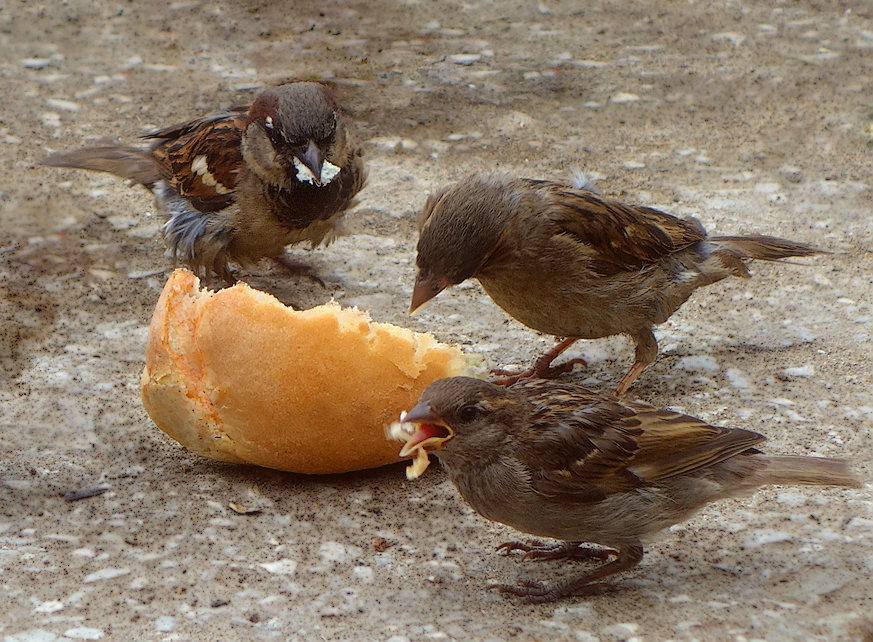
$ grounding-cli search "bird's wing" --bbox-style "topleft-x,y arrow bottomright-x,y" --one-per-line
145,110 -> 248,213
534,180 -> 708,276
515,380 -> 765,501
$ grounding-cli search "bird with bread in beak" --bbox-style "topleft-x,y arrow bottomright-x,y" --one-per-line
391,376 -> 860,602
42,82 -> 365,285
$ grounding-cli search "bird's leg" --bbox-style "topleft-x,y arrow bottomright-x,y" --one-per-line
490,544 -> 644,603
215,264 -> 237,287
497,539 -> 617,563
615,363 -> 646,397
492,337 -> 584,385
201,270 -> 236,288
531,338 -> 587,378
274,254 -> 326,288
615,329 -> 657,396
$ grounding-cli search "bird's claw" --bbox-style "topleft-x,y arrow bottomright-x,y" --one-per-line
274,255 -> 326,287
497,539 -> 616,562
491,358 -> 587,386
489,578 -> 615,603
488,579 -> 550,597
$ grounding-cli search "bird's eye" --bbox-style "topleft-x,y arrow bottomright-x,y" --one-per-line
458,405 -> 478,422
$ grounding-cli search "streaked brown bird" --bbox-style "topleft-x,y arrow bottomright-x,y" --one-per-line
397,376 -> 860,602
411,174 -> 821,394
42,82 -> 365,285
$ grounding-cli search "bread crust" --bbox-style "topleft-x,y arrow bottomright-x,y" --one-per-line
141,269 -> 470,473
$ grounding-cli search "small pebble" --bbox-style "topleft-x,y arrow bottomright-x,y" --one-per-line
353,566 -> 375,584
128,577 -> 148,590
776,491 -> 809,508
448,53 -> 480,65
21,58 -> 52,69
83,568 -> 130,583
64,628 -> 103,640
46,98 -> 79,112
572,60 -> 609,68
710,32 -> 746,46
675,355 -> 720,373
154,616 -> 175,633
142,63 -> 177,72
33,601 -> 64,614
127,268 -> 166,279
726,367 -> 753,391
754,181 -> 781,193
610,92 -> 640,103
318,541 -> 359,564
783,365 -> 815,378
258,559 -> 298,575
743,529 -> 793,548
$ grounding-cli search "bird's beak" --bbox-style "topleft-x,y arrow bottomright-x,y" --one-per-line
297,140 -> 324,185
410,271 -> 450,314
396,402 -> 454,457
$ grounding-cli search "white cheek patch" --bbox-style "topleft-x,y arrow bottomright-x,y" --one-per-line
192,155 -> 230,194
293,157 -> 342,186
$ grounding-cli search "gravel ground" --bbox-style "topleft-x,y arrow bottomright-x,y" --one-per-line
2,1 -> 873,640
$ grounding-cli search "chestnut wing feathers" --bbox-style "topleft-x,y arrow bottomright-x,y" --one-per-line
536,181 -> 708,276
146,111 -> 248,213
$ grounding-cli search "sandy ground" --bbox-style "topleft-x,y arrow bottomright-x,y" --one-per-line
2,0 -> 873,640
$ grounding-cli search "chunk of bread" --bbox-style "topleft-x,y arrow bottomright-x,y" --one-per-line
141,269 -> 474,473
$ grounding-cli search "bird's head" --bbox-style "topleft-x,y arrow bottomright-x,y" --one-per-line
243,82 -> 346,189
392,377 -> 525,478
411,176 -> 519,313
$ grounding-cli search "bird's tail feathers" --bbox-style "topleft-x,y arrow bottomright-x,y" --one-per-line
41,145 -> 158,186
705,234 -> 823,279
754,455 -> 861,488
711,235 -> 823,261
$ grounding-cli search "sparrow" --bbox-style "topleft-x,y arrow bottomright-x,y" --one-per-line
411,174 -> 822,394
394,376 -> 861,602
41,82 -> 365,285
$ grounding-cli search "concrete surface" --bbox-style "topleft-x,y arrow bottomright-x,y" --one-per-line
2,0 -> 872,640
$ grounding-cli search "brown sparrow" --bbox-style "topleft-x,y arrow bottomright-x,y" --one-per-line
42,82 -> 365,284
411,175 -> 822,394
393,376 -> 860,602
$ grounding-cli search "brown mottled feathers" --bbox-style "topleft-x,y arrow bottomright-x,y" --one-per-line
527,179 -> 707,277
401,376 -> 858,601
39,145 -> 158,186
145,111 -> 248,213
412,174 -> 823,393
511,379 -> 764,500
40,82 -> 365,284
